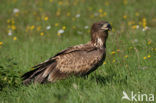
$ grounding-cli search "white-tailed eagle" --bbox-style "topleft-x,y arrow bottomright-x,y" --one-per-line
22,21 -> 112,85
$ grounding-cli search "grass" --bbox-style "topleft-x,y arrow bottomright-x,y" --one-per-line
0,0 -> 156,103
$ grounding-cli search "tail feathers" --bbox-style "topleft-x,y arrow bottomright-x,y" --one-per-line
22,60 -> 56,85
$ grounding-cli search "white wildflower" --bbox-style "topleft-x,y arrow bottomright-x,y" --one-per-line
13,8 -> 20,14
84,26 -> 89,29
76,14 -> 80,18
142,26 -> 149,31
8,29 -> 12,36
46,25 -> 51,30
57,29 -> 64,34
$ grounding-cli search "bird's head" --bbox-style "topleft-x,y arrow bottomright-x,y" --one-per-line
91,21 -> 112,34
90,21 -> 112,46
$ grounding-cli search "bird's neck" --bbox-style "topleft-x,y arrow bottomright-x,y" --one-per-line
91,31 -> 108,48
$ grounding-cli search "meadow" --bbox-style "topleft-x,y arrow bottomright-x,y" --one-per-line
0,0 -> 156,103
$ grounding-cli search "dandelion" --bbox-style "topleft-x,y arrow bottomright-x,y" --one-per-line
7,19 -> 11,23
123,15 -> 127,19
0,41 -> 3,45
111,51 -> 116,55
131,25 -> 139,29
55,23 -> 59,27
13,37 -> 17,41
147,40 -> 151,45
62,26 -> 66,30
49,0 -> 53,3
11,25 -> 16,30
44,16 -> 48,21
103,61 -> 106,64
124,55 -> 128,58
56,10 -> 61,16
46,25 -> 51,30
147,55 -> 151,58
123,0 -> 128,5
37,26 -> 41,31
142,18 -> 147,28
58,1 -> 63,5
103,12 -> 107,16
40,32 -> 44,36
112,59 -> 116,63
30,25 -> 35,30
143,56 -> 147,60
76,14 -> 80,18
98,9 -> 103,13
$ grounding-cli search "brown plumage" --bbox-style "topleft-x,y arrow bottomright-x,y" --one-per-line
22,21 -> 112,85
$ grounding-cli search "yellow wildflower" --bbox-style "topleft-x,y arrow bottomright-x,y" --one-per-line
44,17 -> 48,21
103,12 -> 107,16
49,0 -> 53,3
13,37 -> 17,41
55,23 -> 59,27
40,32 -> 44,36
98,9 -> 103,13
143,56 -> 147,60
147,55 -> 151,58
0,41 -> 3,45
37,26 -> 41,31
123,15 -> 127,19
62,26 -> 66,30
30,25 -> 35,30
112,59 -> 116,63
7,19 -> 11,23
147,40 -> 151,45
131,25 -> 138,29
103,61 -> 106,64
11,25 -> 16,30
56,11 -> 61,16
123,0 -> 128,5
111,51 -> 116,55
58,1 -> 63,5
57,33 -> 61,36
124,55 -> 128,58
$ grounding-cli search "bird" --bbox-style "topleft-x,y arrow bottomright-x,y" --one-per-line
22,21 -> 112,85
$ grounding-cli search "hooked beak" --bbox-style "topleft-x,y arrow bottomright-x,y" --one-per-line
101,23 -> 112,31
